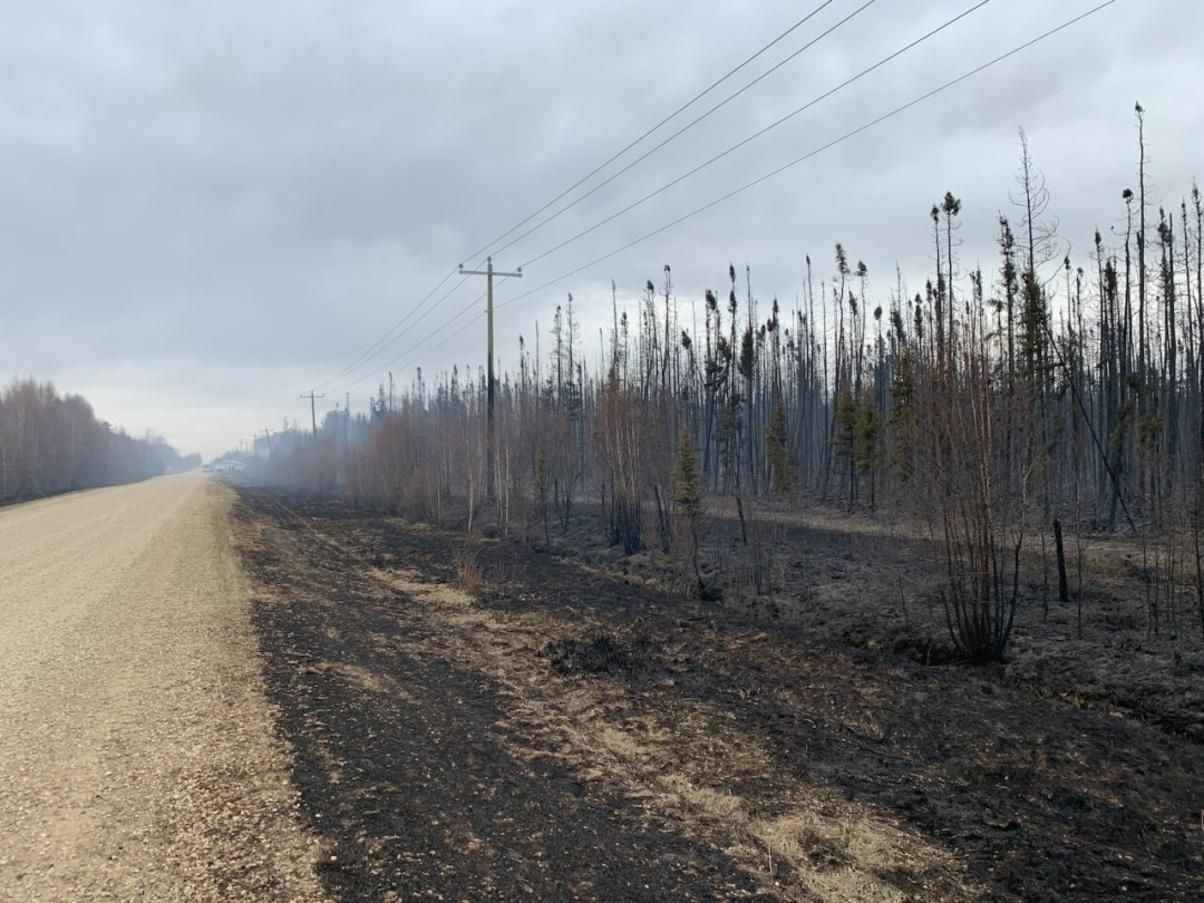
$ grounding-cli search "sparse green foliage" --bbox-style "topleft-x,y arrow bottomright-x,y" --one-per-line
672,428 -> 703,517
763,405 -> 793,496
853,398 -> 880,476
836,388 -> 857,456
533,453 -> 549,545
889,347 -> 918,482
672,427 -> 706,593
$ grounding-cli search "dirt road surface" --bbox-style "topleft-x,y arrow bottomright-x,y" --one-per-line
0,475 -> 324,902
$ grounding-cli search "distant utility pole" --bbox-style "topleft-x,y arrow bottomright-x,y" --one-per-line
299,392 -> 325,439
459,256 -> 522,502
261,427 -> 273,456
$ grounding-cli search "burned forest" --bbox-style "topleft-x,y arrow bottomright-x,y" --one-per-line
5,1 -> 1202,899
221,112 -> 1204,898
258,113 -> 1204,666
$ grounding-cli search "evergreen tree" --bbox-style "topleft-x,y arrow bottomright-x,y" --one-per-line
853,398 -> 881,510
672,428 -> 705,591
763,405 -> 793,496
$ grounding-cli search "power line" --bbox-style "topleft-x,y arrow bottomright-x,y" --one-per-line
299,391 -> 326,438
325,0 -> 1120,398
318,272 -> 478,396
459,257 -> 523,502
515,0 -> 993,271
320,2 -> 887,397
308,265 -> 460,392
455,0 -> 842,266
325,290 -> 482,396
417,304 -> 488,362
494,0 -> 1120,314
330,278 -> 514,396
487,0 -> 882,262
307,1 -> 842,394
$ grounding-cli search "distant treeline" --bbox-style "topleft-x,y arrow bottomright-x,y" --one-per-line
0,378 -> 197,502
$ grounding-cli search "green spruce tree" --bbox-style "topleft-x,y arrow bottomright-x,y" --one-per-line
763,405 -> 793,496
672,428 -> 705,592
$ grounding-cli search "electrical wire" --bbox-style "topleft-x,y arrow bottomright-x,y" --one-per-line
320,0 -> 1120,399
306,1 -> 844,393
455,0 -> 842,265
514,0 -> 992,271
330,277 -> 515,396
494,0 -> 1120,315
487,0 -> 882,262
307,266 -> 460,391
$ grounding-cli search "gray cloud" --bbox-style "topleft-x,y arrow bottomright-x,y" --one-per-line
0,0 -> 1197,457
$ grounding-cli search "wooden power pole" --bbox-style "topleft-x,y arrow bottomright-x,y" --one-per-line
300,392 -> 325,439
459,257 -> 522,501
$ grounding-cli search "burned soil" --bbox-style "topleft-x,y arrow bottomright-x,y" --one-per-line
231,486 -> 1202,901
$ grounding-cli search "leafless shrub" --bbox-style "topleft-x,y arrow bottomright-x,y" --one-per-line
926,297 -> 1023,664
452,543 -> 483,595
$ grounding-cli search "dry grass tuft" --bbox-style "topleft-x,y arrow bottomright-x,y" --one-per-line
452,543 -> 483,594
657,773 -> 955,901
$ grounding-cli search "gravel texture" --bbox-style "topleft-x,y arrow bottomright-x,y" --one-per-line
0,475 -> 325,902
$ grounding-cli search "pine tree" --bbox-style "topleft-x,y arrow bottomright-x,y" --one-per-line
853,398 -> 881,510
532,453 -> 549,545
889,345 -> 918,483
672,428 -> 705,591
835,387 -> 858,508
763,405 -> 793,496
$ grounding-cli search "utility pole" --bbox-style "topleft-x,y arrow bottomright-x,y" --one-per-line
459,257 -> 522,502
261,427 -> 273,456
300,392 -> 325,439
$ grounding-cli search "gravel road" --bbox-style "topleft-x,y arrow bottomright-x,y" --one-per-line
0,475 -> 325,902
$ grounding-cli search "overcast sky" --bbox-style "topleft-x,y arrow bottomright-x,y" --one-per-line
1,0 -> 1200,458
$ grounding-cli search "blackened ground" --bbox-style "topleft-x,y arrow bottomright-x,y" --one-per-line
235,500 -> 764,901
232,486 -> 1203,902
557,497 -> 1204,745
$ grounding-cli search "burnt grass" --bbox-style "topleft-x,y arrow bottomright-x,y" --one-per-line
231,486 -> 1203,901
